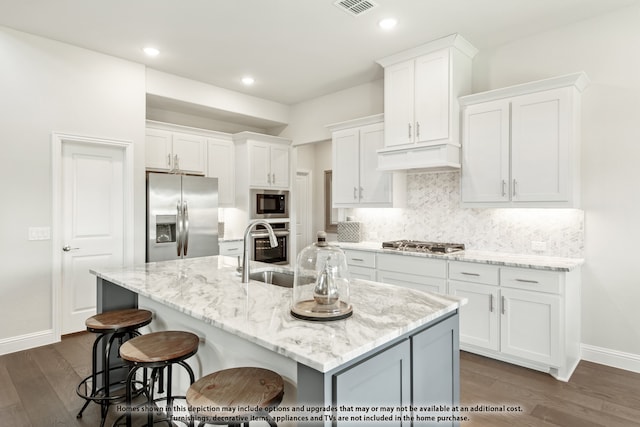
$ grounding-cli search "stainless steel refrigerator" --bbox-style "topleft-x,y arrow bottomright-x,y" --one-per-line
146,172 -> 219,262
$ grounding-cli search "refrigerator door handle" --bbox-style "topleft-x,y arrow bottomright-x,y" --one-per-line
176,201 -> 183,257
183,201 -> 189,256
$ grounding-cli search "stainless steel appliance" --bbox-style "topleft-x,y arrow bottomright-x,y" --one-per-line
381,240 -> 465,254
146,172 -> 219,262
252,222 -> 289,264
250,190 -> 289,219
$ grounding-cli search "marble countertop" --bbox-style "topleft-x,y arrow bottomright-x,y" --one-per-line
91,256 -> 463,373
336,241 -> 584,271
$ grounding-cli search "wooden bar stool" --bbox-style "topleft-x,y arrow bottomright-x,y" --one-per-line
186,367 -> 284,427
76,308 -> 153,427
116,330 -> 199,427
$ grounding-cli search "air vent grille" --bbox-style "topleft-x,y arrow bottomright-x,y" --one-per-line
334,0 -> 377,16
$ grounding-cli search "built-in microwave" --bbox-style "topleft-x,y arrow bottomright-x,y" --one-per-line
250,190 -> 289,219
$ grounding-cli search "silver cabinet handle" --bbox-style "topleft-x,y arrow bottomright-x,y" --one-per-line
267,173 -> 272,184
167,154 -> 172,167
351,258 -> 365,262
461,272 -> 480,277
513,179 -> 517,197
174,154 -> 179,171
408,123 -> 412,139
489,294 -> 494,312
227,247 -> 239,252
359,186 -> 363,200
353,187 -> 358,200
515,278 -> 539,284
183,201 -> 189,256
272,173 -> 276,184
176,201 -> 183,256
501,180 -> 507,197
501,296 -> 506,315
62,245 -> 79,252
416,121 -> 420,139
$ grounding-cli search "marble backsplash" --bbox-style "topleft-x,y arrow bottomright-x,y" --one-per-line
349,172 -> 584,258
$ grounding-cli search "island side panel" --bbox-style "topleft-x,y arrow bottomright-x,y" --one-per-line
96,277 -> 138,312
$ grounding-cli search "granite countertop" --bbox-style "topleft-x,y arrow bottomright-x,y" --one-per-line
91,256 -> 463,373
335,241 -> 584,272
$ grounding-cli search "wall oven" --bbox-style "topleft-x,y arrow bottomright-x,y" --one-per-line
251,190 -> 289,219
251,222 -> 289,264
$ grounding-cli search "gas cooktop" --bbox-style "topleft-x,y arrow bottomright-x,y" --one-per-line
382,240 -> 465,254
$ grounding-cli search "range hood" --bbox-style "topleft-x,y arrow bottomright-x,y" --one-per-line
377,142 -> 461,172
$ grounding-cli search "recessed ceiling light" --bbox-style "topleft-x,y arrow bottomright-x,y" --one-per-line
242,76 -> 255,86
378,18 -> 397,30
143,47 -> 160,57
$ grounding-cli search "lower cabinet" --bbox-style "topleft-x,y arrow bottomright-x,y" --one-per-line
344,249 -> 377,281
377,253 -> 447,294
449,261 -> 580,381
333,314 -> 459,427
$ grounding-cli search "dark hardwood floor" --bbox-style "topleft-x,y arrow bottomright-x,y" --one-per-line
1,333 -> 640,426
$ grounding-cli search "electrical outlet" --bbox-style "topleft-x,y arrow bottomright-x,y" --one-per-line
28,226 -> 51,241
531,241 -> 547,252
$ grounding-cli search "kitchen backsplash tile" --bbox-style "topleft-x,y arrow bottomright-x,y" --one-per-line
350,172 -> 584,258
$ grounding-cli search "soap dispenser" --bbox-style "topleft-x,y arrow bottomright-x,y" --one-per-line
291,231 -> 352,321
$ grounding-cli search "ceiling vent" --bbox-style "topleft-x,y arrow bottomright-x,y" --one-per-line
334,0 -> 377,17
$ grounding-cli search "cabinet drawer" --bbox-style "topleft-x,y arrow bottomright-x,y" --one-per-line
349,265 -> 376,281
449,261 -> 499,286
377,253 -> 446,278
219,240 -> 243,256
345,250 -> 376,268
500,267 -> 561,294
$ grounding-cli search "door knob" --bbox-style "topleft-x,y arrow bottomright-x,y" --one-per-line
62,245 -> 79,252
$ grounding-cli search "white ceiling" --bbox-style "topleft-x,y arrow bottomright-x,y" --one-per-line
1,0 -> 638,106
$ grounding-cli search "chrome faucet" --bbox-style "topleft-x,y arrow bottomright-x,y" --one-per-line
242,219 -> 278,283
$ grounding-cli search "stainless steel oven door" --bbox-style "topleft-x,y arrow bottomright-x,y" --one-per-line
251,231 -> 288,265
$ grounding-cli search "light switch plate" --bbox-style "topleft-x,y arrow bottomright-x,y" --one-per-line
28,226 -> 51,241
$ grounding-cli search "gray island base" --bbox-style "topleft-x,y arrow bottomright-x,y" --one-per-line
93,256 -> 465,426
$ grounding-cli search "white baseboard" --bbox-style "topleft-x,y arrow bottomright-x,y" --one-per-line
0,329 -> 59,356
581,344 -> 640,374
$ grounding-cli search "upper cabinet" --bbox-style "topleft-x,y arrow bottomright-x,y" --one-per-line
206,136 -> 235,207
328,114 -> 405,208
145,127 -> 206,175
376,34 -> 477,171
459,73 -> 589,208
233,132 -> 291,190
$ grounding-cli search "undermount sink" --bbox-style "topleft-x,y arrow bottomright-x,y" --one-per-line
249,269 -> 295,288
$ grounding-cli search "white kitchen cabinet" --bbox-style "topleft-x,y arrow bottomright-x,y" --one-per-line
460,72 -> 589,208
449,260 -> 581,381
328,114 -> 405,208
376,253 -> 447,294
219,239 -> 243,257
375,34 -> 476,171
344,249 -> 376,281
240,137 -> 290,189
206,137 -> 235,207
145,127 -> 206,175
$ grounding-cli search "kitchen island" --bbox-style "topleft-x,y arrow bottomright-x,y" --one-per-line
92,255 -> 465,426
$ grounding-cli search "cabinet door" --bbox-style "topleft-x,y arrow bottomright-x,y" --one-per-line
511,87 -> 571,202
207,138 -> 235,207
248,141 -> 271,187
412,314 -> 459,427
359,122 -> 391,204
172,132 -> 206,175
270,144 -> 290,188
500,287 -> 560,365
145,128 -> 172,171
334,339 -> 410,426
414,49 -> 450,143
461,100 -> 510,203
332,128 -> 361,205
349,265 -> 377,281
449,280 -> 499,351
384,60 -> 415,147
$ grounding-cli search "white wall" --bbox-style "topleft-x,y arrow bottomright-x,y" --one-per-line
0,27 -> 146,350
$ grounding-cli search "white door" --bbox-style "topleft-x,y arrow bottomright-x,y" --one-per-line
332,128 -> 360,205
295,170 -> 312,256
414,49 -> 450,143
358,122 -> 390,205
271,145 -> 290,188
383,59 -> 415,147
61,141 -> 125,334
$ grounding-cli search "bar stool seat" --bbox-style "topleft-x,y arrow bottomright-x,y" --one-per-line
76,309 -> 153,427
187,367 -> 284,427
116,330 -> 199,427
